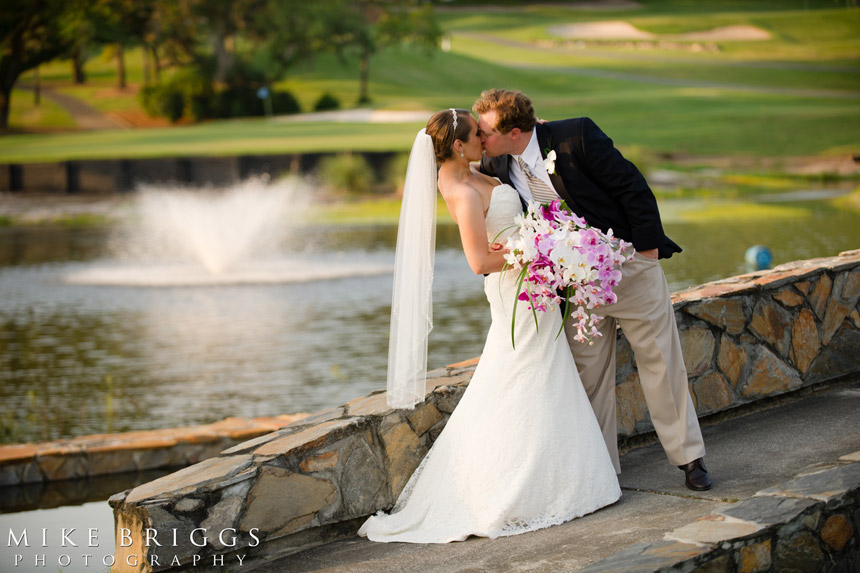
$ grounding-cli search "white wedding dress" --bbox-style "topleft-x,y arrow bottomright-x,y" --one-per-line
359,185 -> 621,543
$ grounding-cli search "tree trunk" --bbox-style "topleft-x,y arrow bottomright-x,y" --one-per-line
34,66 -> 40,106
358,48 -> 370,104
212,32 -> 233,85
142,44 -> 150,85
71,44 -> 86,84
0,85 -> 11,129
116,43 -> 127,89
151,45 -> 161,82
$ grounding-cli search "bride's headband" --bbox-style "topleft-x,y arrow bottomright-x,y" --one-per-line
450,108 -> 458,131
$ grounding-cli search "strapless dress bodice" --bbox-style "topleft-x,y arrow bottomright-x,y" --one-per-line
484,184 -> 523,243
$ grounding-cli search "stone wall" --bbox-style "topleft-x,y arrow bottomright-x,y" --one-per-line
581,450 -> 860,572
632,250 -> 860,431
106,250 -> 860,572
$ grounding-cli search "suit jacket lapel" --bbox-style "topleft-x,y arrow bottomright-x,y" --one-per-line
492,154 -> 527,211
496,154 -> 513,186
536,123 -> 574,209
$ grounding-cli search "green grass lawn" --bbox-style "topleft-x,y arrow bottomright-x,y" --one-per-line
0,120 -> 429,163
306,196 -> 453,225
7,88 -> 76,130
27,46 -> 151,117
2,1 -> 858,163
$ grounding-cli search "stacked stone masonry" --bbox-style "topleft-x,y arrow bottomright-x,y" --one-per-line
581,450 -> 860,572
101,250 -> 859,571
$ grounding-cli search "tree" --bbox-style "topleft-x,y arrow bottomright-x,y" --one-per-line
64,6 -> 93,84
0,0 -> 75,128
250,0 -> 343,84
334,1 -> 441,104
147,0 -> 282,88
139,0 -> 400,121
136,0 -> 324,121
90,0 -> 154,89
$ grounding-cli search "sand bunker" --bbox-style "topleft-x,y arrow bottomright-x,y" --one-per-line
674,25 -> 771,41
566,0 -> 643,10
438,1 -> 642,13
548,21 -> 654,40
549,21 -> 771,42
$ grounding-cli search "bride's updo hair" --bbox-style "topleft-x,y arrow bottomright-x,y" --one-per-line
426,108 -> 471,164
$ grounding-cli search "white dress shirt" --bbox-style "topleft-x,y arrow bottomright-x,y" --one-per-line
509,130 -> 557,202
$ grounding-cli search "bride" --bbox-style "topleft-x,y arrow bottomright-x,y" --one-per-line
358,109 -> 621,544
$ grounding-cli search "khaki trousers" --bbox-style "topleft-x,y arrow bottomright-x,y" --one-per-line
565,252 -> 706,472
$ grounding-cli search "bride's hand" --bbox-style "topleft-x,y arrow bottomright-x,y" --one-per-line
489,242 -> 509,254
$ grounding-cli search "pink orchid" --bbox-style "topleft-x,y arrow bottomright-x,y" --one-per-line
503,199 -> 635,345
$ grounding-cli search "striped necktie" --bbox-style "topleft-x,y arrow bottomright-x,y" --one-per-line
516,156 -> 558,204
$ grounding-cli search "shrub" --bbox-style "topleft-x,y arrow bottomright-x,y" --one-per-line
383,152 -> 410,196
215,86 -> 262,119
138,70 -> 213,123
271,90 -> 301,115
177,68 -> 214,121
187,93 -> 213,122
138,82 -> 184,122
139,84 -> 161,118
317,153 -> 375,196
138,70 -> 298,121
212,88 -> 300,118
314,92 -> 341,112
162,89 -> 185,123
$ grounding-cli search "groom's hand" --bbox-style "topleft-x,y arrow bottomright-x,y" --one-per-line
640,248 -> 659,260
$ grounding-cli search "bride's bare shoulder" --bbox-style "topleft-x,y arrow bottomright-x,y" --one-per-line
439,178 -> 480,204
470,164 -> 501,186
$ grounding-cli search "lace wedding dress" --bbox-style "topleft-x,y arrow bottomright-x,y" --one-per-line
359,185 -> 621,543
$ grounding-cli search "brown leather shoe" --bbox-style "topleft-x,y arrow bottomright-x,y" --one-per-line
678,457 -> 712,491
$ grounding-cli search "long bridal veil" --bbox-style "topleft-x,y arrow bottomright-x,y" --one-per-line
386,129 -> 438,409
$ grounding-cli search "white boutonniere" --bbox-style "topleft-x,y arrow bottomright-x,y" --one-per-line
543,149 -> 557,175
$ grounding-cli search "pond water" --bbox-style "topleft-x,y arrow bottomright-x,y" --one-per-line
1,189 -> 858,445
0,186 -> 857,568
0,470 -> 172,570
0,500 -> 115,572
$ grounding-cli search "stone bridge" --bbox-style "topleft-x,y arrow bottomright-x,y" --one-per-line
107,250 -> 860,571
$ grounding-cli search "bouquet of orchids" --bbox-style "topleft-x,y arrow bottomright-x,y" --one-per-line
500,200 -> 634,347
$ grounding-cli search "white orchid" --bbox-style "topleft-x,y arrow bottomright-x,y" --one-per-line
501,198 -> 634,347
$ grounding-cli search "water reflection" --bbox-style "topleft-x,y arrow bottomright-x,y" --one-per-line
1,197 -> 858,444
0,471 -> 176,572
0,501 -> 115,572
0,227 -> 109,265
0,470 -> 173,513
0,238 -> 481,443
660,200 -> 859,291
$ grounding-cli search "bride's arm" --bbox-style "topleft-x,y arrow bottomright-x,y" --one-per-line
448,188 -> 509,275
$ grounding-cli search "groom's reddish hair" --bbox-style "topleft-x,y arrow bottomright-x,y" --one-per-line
473,89 -> 536,134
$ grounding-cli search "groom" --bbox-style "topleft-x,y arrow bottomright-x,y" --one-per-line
473,89 -> 711,491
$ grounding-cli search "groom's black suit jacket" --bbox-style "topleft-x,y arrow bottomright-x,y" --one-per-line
480,117 -> 681,259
